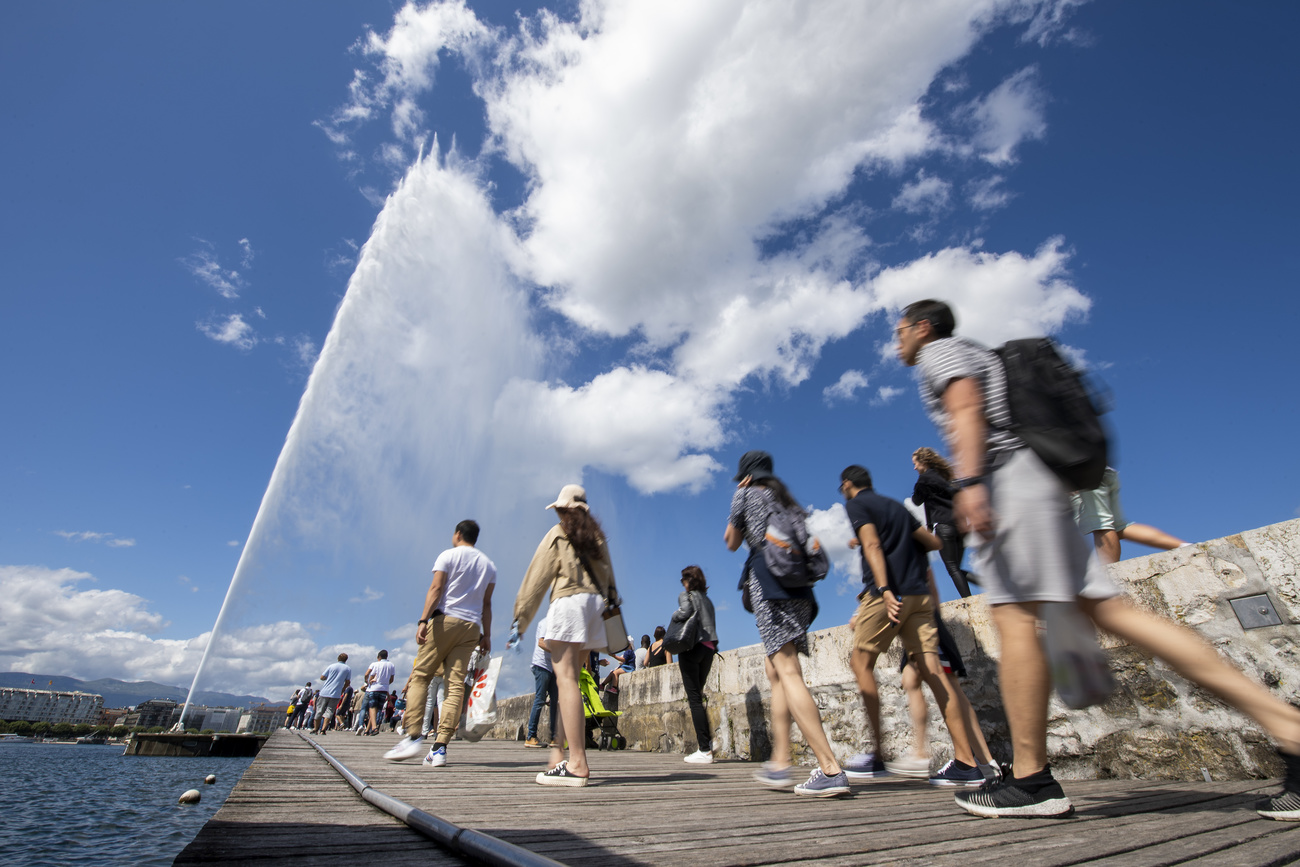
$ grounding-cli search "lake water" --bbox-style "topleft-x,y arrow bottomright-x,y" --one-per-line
0,742 -> 252,866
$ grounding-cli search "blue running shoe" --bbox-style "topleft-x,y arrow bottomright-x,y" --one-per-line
842,752 -> 889,782
753,762 -> 794,790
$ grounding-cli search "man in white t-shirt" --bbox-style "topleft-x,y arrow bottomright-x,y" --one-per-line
362,650 -> 395,735
312,652 -> 352,734
386,519 -> 496,765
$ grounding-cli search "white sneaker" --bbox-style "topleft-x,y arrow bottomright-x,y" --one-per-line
684,750 -> 713,764
422,744 -> 447,767
384,735 -> 425,761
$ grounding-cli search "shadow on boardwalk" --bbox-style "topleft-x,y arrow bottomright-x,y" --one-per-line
178,730 -> 1300,866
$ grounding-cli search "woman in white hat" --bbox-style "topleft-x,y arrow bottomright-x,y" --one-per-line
512,484 -> 620,787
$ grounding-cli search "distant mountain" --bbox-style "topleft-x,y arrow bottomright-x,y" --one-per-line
0,672 -> 274,710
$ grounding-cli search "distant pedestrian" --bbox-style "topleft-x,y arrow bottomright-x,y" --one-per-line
725,450 -> 848,797
646,626 -> 671,667
290,683 -> 313,728
910,447 -> 975,597
313,653 -> 351,735
362,651 -> 395,735
897,297 -> 1300,819
337,684 -> 355,730
634,635 -> 651,670
513,484 -> 622,787
525,613 -> 558,749
673,565 -> 719,764
1071,467 -> 1186,564
386,519 -> 496,767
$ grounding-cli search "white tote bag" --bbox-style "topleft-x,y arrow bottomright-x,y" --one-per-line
459,655 -> 502,742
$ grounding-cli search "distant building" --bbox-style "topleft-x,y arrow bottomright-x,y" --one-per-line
99,707 -> 130,727
0,688 -> 104,725
238,704 -> 287,734
122,698 -> 180,730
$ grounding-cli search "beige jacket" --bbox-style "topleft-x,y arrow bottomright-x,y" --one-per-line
513,524 -> 617,632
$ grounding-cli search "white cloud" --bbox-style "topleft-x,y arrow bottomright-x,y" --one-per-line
55,530 -> 136,548
198,313 -> 258,350
349,586 -> 384,603
292,336 -> 319,369
804,503 -> 861,596
963,66 -> 1047,165
823,370 -> 870,405
0,565 -> 386,702
871,237 -> 1089,346
967,174 -> 1012,210
181,241 -> 245,300
226,540 -> 242,548
238,238 -> 254,268
872,385 -> 904,406
893,171 -> 952,214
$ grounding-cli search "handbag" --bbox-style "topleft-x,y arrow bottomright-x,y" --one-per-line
662,591 -> 700,654
574,546 -> 629,653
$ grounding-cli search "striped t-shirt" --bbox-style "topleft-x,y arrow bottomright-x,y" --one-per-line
915,336 -> 1024,470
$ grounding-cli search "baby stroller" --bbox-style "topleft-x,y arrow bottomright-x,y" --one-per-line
579,667 -> 625,750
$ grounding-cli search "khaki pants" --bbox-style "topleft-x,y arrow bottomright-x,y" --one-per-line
853,593 -> 938,659
404,615 -> 480,743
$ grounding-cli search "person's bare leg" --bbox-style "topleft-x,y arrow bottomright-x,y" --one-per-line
1091,529 -> 1121,565
762,654 -> 792,768
902,663 -> 930,758
990,601 -> 1050,778
1081,596 -> 1300,754
549,641 -> 590,776
1120,523 -> 1186,551
917,652 -> 976,766
849,648 -> 884,753
947,672 -> 993,765
770,644 -> 843,776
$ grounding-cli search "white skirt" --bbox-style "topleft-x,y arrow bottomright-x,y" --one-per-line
545,592 -> 606,649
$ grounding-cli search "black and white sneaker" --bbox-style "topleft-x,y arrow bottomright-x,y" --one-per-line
536,760 -> 589,787
955,768 -> 1074,818
1257,751 -> 1300,821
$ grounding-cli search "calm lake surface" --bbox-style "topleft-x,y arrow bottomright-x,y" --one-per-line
0,742 -> 252,866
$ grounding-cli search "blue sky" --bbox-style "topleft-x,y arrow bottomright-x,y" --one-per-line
3,1 -> 1297,702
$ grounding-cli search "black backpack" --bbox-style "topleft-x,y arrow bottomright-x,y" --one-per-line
994,338 -> 1109,491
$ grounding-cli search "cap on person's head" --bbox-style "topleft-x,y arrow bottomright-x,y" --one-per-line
546,484 -> 589,511
733,450 -> 775,482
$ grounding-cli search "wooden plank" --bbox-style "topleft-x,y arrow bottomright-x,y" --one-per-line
181,730 -> 1298,866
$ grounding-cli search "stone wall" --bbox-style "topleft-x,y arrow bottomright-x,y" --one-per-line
487,519 -> 1300,781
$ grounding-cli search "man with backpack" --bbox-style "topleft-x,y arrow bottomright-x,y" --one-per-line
837,465 -> 984,787
897,298 -> 1300,820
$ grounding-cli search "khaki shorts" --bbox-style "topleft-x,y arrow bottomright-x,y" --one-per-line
853,592 -> 939,659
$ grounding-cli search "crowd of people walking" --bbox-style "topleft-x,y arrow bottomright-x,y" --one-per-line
286,297 -> 1300,824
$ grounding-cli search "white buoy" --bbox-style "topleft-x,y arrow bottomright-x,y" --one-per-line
179,789 -> 202,804
204,774 -> 216,784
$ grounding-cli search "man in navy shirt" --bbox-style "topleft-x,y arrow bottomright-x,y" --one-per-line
838,464 -> 983,787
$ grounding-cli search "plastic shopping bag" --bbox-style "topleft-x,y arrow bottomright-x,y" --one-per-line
1041,602 -> 1115,709
459,655 -> 502,742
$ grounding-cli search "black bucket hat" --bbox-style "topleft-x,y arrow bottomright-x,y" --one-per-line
733,450 -> 775,483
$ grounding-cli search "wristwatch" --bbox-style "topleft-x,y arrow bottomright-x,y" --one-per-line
866,584 -> 886,598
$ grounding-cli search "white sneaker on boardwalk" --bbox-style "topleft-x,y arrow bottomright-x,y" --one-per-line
384,735 -> 425,761
684,750 -> 713,764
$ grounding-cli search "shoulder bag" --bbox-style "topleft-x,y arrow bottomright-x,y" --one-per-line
663,591 -> 700,654
573,546 -> 629,654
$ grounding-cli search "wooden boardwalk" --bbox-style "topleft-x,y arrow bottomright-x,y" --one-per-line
178,729 -> 1300,866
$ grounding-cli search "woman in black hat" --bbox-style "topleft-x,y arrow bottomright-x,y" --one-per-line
724,451 -> 848,797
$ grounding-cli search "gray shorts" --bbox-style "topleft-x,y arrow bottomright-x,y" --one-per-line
974,449 -> 1121,605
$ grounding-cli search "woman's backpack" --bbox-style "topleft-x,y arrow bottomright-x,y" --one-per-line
762,500 -> 830,589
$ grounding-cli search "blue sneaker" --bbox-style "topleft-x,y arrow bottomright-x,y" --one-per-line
753,762 -> 794,790
929,759 -> 986,788
842,752 -> 889,781
794,768 -> 851,798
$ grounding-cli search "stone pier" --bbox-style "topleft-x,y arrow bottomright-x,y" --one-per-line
487,518 -> 1300,781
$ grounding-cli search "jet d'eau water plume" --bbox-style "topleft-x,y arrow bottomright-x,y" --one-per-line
178,151 -> 549,719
